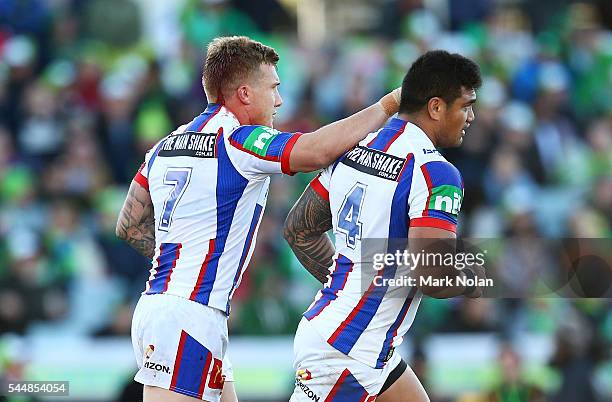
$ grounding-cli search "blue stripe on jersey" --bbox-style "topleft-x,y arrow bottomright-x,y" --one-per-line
421,160 -> 462,188
370,153 -> 416,368
376,287 -> 417,368
326,369 -> 368,402
424,209 -> 457,224
331,153 -> 345,174
367,118 -> 407,151
328,269 -> 391,355
191,129 -> 249,305
185,103 -> 221,132
304,255 -> 353,320
225,202 -> 264,314
147,243 -> 181,294
327,154 -> 415,356
389,154 -> 415,238
229,125 -> 296,159
170,330 -> 212,398
146,138 -> 168,175
227,125 -> 255,145
266,134 -> 295,158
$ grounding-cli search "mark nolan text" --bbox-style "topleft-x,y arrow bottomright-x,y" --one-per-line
374,275 -> 493,288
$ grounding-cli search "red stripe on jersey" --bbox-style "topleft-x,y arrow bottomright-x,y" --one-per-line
214,127 -> 223,158
190,239 -> 217,300
395,153 -> 413,182
133,171 -> 149,191
325,369 -> 351,402
228,139 -> 280,162
410,217 -> 456,233
310,176 -> 329,201
381,121 -> 408,152
420,164 -> 433,217
327,272 -> 381,345
197,105 -> 222,132
162,243 -> 182,293
280,133 -> 302,175
170,330 -> 188,390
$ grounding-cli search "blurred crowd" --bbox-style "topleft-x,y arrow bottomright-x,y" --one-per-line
0,0 -> 611,401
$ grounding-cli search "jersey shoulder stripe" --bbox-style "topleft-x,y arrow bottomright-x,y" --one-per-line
419,161 -> 463,223
367,118 -> 408,151
185,103 -> 222,132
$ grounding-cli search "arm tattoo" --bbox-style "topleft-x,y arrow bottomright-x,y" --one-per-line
284,186 -> 334,284
116,181 -> 156,259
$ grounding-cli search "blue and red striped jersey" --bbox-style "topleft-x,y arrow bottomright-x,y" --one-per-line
133,104 -> 300,315
303,117 -> 464,368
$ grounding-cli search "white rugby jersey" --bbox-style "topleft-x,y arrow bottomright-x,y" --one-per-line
133,104 -> 301,315
303,117 -> 464,368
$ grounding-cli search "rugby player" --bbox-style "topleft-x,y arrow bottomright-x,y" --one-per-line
283,50 -> 484,402
115,36 -> 402,402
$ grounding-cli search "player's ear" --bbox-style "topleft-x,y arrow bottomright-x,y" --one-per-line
236,85 -> 251,105
427,97 -> 445,121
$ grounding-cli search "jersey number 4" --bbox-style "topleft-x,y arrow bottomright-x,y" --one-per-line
337,183 -> 367,249
159,167 -> 192,232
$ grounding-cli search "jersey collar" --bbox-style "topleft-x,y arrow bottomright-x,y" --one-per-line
387,117 -> 436,148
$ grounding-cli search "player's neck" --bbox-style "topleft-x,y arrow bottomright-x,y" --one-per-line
397,113 -> 439,147
223,99 -> 251,125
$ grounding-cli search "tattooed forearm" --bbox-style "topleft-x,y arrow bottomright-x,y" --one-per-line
116,181 -> 156,259
283,186 -> 334,284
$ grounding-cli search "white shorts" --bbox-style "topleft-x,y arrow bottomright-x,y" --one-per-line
290,318 -> 402,402
131,294 -> 234,401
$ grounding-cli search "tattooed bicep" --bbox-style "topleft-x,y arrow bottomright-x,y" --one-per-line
285,185 -> 332,237
116,180 -> 156,259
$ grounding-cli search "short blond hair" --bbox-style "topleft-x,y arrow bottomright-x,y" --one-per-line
202,36 -> 279,102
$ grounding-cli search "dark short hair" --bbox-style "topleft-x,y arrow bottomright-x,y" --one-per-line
398,50 -> 482,114
202,36 -> 279,101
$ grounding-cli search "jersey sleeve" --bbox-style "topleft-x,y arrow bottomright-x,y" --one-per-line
132,138 -> 167,191
309,165 -> 332,202
227,125 -> 301,177
408,160 -> 464,233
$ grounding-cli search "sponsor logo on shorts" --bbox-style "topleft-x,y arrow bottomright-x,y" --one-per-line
144,344 -> 155,359
297,369 -> 312,381
296,378 -> 320,402
384,347 -> 395,363
144,360 -> 171,374
208,358 -> 225,390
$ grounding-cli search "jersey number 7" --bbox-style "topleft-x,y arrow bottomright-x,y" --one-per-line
337,183 -> 367,249
158,167 -> 192,232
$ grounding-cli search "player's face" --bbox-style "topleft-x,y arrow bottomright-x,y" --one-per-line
249,63 -> 282,127
439,87 -> 476,147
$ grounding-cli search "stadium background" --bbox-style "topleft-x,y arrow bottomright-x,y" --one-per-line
0,0 -> 611,401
